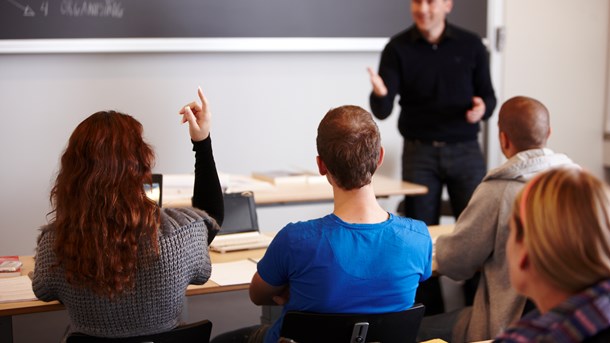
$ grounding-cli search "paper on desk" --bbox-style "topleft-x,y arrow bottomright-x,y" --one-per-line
0,275 -> 37,303
220,173 -> 275,193
211,259 -> 258,286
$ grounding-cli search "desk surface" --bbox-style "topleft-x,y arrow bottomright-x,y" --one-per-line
163,174 -> 428,207
1,225 -> 453,317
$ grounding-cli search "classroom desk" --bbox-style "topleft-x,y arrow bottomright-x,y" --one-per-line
162,174 -> 428,207
0,250 -> 268,318
0,225 -> 453,342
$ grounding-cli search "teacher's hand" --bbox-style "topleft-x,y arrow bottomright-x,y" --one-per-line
466,96 -> 486,123
367,67 -> 388,97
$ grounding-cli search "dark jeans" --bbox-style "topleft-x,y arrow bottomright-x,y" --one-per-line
402,139 -> 486,316
401,139 -> 486,225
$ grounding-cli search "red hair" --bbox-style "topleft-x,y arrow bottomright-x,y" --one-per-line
50,111 -> 160,298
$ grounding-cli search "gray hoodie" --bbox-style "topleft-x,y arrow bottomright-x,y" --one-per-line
435,148 -> 576,342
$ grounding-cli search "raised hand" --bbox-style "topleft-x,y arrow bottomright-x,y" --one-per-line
179,86 -> 211,141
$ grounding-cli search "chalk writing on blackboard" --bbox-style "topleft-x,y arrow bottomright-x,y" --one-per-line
6,0 -> 36,16
6,0 -> 124,18
61,0 -> 124,18
1,0 -> 486,52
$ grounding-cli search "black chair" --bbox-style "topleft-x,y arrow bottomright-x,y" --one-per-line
584,327 -> 610,343
66,320 -> 212,343
279,304 -> 425,343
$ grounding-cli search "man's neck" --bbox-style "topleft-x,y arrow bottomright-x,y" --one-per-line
332,184 -> 388,224
420,22 -> 446,44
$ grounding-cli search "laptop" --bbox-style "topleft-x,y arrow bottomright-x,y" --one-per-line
210,191 -> 273,253
144,174 -> 163,207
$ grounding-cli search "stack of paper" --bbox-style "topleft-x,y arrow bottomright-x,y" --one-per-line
210,259 -> 258,286
0,275 -> 37,303
252,170 -> 326,185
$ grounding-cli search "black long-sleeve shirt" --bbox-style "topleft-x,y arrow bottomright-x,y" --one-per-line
191,136 -> 224,228
370,23 -> 496,143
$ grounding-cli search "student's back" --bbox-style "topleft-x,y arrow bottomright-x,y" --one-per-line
258,213 -> 431,342
34,207 -> 217,337
212,105 -> 433,343
32,88 -> 223,338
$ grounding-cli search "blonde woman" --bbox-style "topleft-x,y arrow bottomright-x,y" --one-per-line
494,167 -> 610,342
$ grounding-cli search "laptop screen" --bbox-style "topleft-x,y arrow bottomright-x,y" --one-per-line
144,174 -> 163,207
219,191 -> 259,235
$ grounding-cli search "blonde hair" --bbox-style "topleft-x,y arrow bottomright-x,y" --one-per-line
512,167 -> 610,292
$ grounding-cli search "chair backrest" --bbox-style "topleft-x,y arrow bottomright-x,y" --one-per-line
279,303 -> 425,343
65,320 -> 212,343
584,327 -> 610,343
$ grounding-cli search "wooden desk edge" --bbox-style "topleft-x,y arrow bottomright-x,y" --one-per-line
0,284 -> 250,317
0,301 -> 64,317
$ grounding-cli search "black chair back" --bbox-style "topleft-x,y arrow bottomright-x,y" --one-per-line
280,303 -> 425,343
584,327 -> 610,343
66,320 -> 212,343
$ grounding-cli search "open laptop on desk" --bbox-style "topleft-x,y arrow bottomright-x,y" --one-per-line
144,174 -> 163,207
210,191 -> 273,254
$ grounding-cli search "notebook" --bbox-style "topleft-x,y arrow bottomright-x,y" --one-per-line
210,191 -> 273,253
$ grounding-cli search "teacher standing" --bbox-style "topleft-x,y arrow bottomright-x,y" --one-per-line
368,0 -> 496,315
368,0 -> 496,227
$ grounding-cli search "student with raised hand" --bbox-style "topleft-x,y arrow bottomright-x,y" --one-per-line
418,96 -> 577,342
493,167 -> 610,342
211,105 -> 432,343
32,87 -> 224,339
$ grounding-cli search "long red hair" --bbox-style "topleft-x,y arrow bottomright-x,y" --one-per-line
50,111 -> 160,298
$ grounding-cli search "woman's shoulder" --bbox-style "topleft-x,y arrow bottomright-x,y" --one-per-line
36,224 -> 55,246
159,207 -> 220,236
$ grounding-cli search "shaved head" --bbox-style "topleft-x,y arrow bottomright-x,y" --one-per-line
499,96 -> 550,152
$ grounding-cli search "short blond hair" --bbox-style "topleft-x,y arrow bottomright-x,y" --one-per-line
511,167 -> 610,292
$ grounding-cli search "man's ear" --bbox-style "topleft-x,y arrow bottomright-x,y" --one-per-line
316,156 -> 328,175
499,131 -> 510,151
377,146 -> 385,168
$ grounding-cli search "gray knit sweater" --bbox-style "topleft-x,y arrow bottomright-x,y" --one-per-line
32,207 -> 220,338
435,148 -> 576,342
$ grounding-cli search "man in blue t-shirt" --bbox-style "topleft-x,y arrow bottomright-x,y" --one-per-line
211,105 -> 432,343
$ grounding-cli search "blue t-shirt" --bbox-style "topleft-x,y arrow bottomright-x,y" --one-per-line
257,213 -> 432,343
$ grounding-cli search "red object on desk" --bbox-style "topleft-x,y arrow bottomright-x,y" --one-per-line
0,256 -> 22,278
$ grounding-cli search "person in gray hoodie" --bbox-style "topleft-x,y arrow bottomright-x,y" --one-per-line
417,95 -> 577,342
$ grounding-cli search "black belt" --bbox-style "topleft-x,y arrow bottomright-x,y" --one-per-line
407,138 -> 475,148
408,139 -> 447,147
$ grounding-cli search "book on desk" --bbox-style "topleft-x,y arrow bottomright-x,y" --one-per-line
251,170 -> 326,185
0,256 -> 22,278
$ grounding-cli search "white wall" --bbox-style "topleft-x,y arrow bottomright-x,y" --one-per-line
503,0 -> 609,175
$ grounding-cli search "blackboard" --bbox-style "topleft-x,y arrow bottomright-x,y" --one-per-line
0,0 -> 487,40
